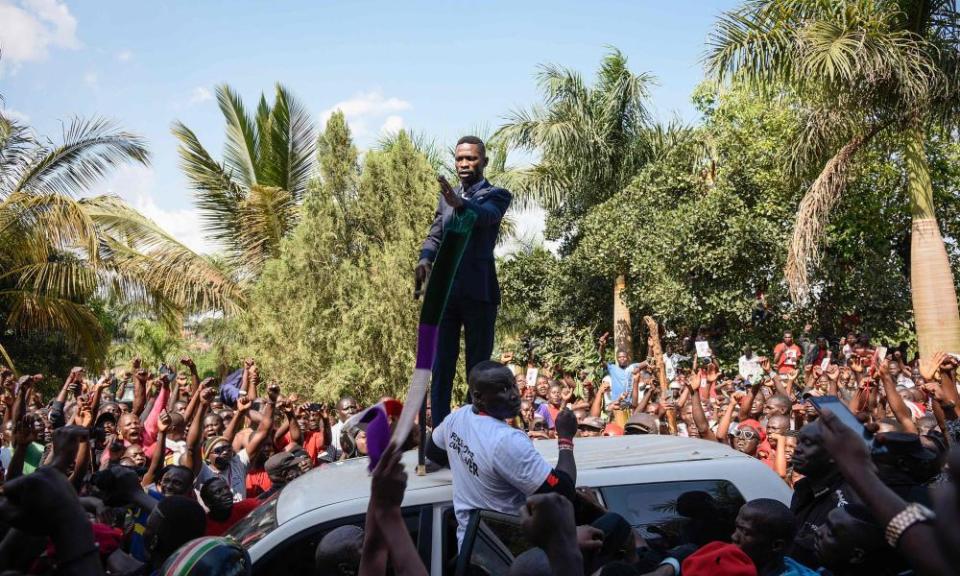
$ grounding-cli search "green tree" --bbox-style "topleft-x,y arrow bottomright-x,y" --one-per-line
173,83 -> 317,278
496,49 -> 657,360
708,0 -> 960,357
245,120 -> 436,402
109,318 -> 185,370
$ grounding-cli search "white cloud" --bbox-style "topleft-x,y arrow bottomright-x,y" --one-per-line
0,106 -> 30,123
380,115 -> 404,135
83,71 -> 97,88
91,164 -> 216,255
0,0 -> 79,72
189,86 -> 213,105
116,49 -> 133,62
322,90 -> 411,137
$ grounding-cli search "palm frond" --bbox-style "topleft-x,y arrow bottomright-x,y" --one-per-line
11,117 -> 148,198
269,84 -> 317,199
80,195 -> 246,312
172,120 -> 245,252
785,124 -> 886,302
216,84 -> 260,188
0,288 -> 108,359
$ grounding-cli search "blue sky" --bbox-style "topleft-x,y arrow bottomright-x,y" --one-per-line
0,0 -> 739,252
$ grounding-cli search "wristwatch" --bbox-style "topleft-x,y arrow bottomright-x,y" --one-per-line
884,503 -> 935,547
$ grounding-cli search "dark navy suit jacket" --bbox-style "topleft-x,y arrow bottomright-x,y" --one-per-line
419,179 -> 512,305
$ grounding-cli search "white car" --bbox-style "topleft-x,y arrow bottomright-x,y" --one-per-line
230,435 -> 791,576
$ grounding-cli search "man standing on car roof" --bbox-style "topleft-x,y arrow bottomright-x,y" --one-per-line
415,136 -> 512,426
426,361 -> 578,548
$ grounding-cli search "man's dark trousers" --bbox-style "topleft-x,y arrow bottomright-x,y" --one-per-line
431,297 -> 497,426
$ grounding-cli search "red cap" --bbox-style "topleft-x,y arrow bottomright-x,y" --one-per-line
738,419 -> 767,443
682,542 -> 757,576
603,423 -> 624,436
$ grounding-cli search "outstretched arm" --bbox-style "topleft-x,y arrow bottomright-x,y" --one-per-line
243,384 -> 278,458
687,374 -> 716,441
143,411 -> 170,488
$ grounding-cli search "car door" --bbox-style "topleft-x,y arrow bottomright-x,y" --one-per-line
452,509 -> 530,576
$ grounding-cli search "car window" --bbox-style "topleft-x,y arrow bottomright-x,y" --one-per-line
459,510 -> 530,576
599,479 -> 745,551
228,493 -> 278,548
252,506 -> 427,576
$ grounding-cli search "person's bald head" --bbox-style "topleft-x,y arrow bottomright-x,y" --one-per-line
315,525 -> 364,576
468,361 -> 521,420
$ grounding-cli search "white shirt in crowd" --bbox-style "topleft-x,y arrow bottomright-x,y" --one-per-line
432,407 -> 553,548
897,374 -> 916,389
738,354 -> 763,384
662,353 -> 677,383
194,448 -> 250,502
330,420 -> 345,451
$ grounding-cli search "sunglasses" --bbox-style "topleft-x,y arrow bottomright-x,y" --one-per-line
211,444 -> 231,454
735,428 -> 760,441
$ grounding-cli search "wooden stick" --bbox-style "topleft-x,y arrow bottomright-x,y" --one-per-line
417,396 -> 427,476
644,316 -> 677,435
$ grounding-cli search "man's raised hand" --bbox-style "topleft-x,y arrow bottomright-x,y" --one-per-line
370,442 -> 407,513
555,408 -> 577,441
157,410 -> 171,434
437,175 -> 463,209
267,382 -> 281,403
236,395 -> 252,413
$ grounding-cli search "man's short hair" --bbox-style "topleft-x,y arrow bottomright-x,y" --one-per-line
744,498 -> 796,542
769,395 -> 792,409
456,135 -> 486,157
468,360 -> 514,394
315,525 -> 364,576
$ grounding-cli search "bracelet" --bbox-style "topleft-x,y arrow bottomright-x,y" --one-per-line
884,503 -> 935,547
557,438 -> 574,450
659,557 -> 681,576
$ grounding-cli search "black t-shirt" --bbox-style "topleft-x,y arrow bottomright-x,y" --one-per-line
790,472 -> 858,568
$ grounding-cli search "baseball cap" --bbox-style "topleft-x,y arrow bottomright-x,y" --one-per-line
603,423 -> 624,436
264,451 -> 298,475
737,419 -> 767,443
681,542 -> 757,576
579,417 -> 605,431
625,413 -> 659,435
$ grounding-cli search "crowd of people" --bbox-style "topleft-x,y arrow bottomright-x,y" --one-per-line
1,323 -> 960,575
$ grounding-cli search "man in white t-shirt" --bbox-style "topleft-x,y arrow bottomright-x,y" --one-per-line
426,360 -> 578,547
329,395 -> 359,451
738,345 -> 764,385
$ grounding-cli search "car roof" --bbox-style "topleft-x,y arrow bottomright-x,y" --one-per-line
276,435 -> 748,524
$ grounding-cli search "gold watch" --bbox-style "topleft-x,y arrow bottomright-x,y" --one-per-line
884,503 -> 935,548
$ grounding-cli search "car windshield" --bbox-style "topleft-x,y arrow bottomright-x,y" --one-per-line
228,493 -> 279,548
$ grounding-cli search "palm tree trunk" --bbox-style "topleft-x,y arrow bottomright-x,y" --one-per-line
613,274 -> 633,361
906,127 -> 960,358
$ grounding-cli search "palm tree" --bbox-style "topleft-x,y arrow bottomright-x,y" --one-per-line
172,83 -> 317,279
495,48 -> 656,358
708,0 -> 960,357
0,113 -> 242,369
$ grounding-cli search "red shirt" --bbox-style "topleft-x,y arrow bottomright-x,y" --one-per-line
205,498 -> 260,536
245,468 -> 272,498
279,430 -> 327,465
774,343 -> 802,374
545,405 -> 561,428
